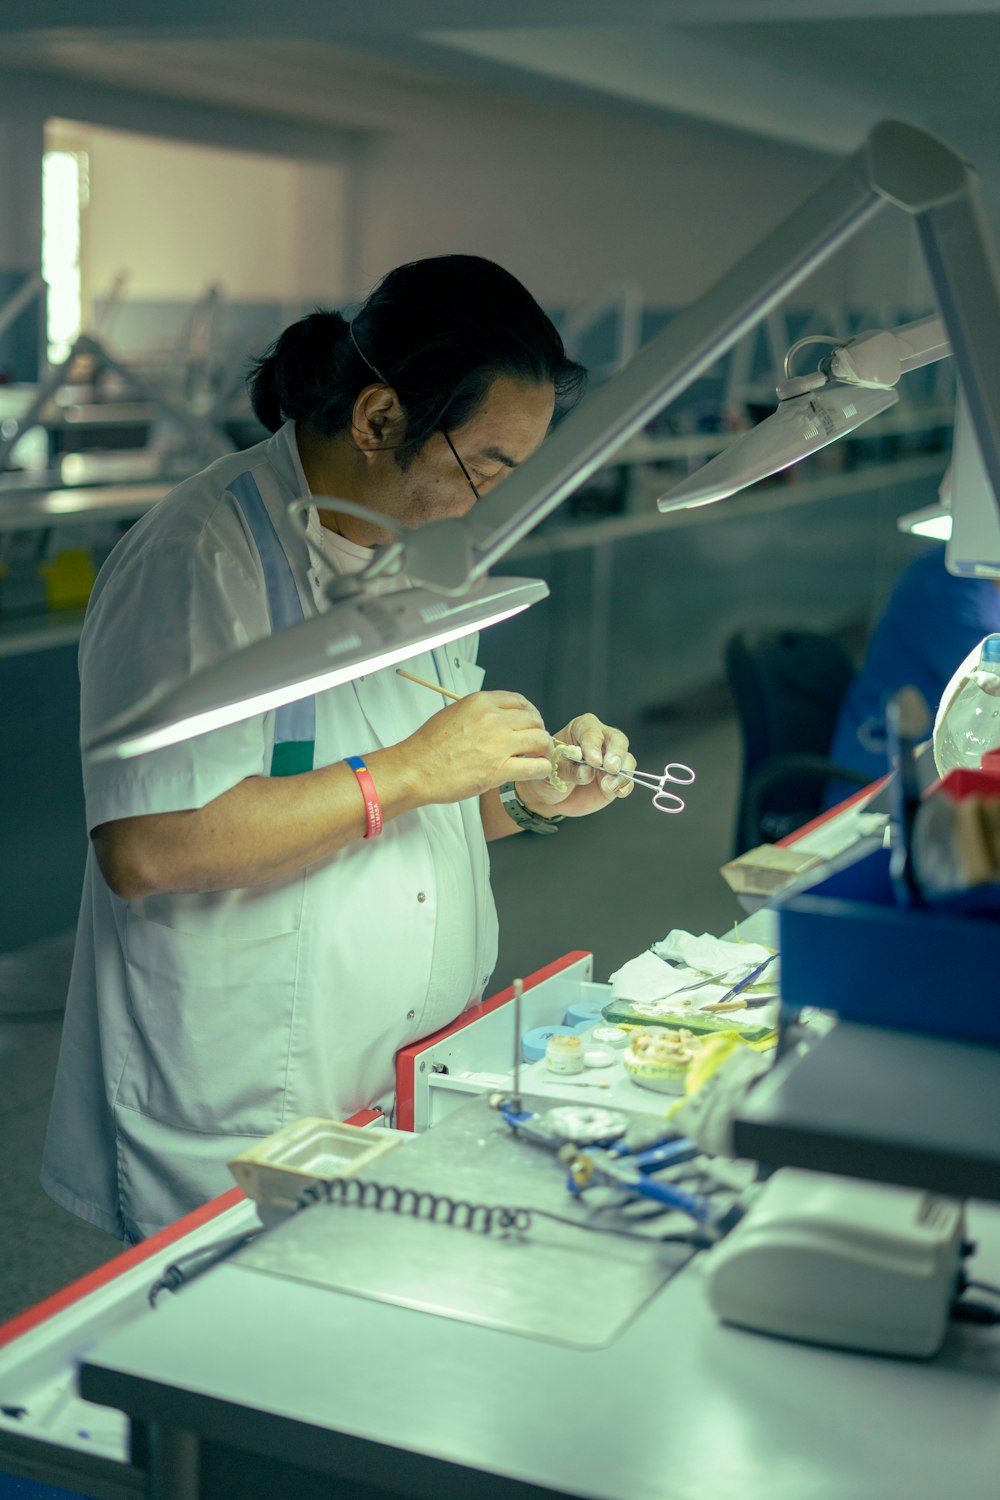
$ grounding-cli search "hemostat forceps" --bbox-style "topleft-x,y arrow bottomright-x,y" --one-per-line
594,759 -> 695,814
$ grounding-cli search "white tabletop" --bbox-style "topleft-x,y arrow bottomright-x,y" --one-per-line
77,796 -> 1000,1499
79,1180 -> 1000,1500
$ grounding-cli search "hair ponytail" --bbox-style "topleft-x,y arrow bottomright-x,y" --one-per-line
247,310 -> 352,433
246,350 -> 283,434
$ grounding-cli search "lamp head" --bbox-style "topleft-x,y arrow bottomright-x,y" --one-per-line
897,504 -> 952,540
657,381 -> 899,512
86,575 -> 548,762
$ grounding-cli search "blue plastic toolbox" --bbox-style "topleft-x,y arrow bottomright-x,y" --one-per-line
775,843 -> 1000,1045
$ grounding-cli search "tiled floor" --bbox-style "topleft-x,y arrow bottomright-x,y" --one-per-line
0,970 -> 121,1325
0,701 -> 741,1329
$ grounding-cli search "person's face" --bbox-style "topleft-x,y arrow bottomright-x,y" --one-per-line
360,374 -> 556,537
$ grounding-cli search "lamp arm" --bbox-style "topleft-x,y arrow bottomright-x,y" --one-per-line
886,314 -> 951,373
827,314 -> 951,389
913,178 -> 1000,510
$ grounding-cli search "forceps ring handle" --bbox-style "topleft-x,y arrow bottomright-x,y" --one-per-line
595,759 -> 695,814
652,760 -> 694,812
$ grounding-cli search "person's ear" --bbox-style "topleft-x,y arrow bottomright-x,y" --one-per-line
352,385 -> 407,458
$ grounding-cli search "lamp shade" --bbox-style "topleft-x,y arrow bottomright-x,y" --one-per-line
657,384 -> 899,512
86,574 -> 548,762
897,504 -> 952,540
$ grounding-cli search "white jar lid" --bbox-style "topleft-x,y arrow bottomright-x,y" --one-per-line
583,1046 -> 616,1069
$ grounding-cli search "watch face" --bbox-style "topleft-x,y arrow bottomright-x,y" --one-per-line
537,1104 -> 629,1145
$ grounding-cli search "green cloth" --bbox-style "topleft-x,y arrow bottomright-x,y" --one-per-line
601,998 -> 773,1043
270,740 -> 315,777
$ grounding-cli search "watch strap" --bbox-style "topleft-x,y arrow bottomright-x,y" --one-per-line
499,781 -> 564,834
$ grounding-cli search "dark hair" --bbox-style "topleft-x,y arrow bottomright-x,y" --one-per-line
247,254 -> 586,459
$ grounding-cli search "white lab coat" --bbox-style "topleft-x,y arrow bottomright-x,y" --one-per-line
41,423 -> 498,1241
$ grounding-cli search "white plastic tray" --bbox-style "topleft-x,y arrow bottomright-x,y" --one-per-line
228,1117 -> 402,1210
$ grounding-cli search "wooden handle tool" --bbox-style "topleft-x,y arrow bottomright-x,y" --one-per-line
395,668 -> 462,702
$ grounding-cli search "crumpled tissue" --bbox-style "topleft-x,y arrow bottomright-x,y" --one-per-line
609,929 -> 775,1006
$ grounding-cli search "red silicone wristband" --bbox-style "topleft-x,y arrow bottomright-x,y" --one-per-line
345,755 -> 383,839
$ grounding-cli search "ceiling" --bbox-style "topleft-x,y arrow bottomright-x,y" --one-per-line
1,1 -> 999,171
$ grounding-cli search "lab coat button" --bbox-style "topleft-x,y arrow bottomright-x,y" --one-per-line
417,891 -> 426,903
406,1009 -> 415,1020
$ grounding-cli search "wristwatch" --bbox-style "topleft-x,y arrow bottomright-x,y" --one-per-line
499,782 -> 565,835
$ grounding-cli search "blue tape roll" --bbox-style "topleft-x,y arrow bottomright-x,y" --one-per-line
562,999 -> 608,1028
521,1025 -> 577,1062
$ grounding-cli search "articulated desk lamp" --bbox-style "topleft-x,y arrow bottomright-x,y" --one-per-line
87,120 -> 1000,762
657,311 -> 1000,565
655,312 -> 950,509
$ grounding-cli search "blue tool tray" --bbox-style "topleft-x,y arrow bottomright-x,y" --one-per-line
775,844 -> 1000,1045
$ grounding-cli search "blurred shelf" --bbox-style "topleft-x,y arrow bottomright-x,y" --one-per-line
511,451 -> 947,559
0,481 -> 169,533
0,445 -> 948,655
612,403 -> 953,466
0,609 -> 87,658
52,401 -> 159,427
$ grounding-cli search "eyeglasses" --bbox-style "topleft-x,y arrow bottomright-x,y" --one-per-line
441,428 -> 480,502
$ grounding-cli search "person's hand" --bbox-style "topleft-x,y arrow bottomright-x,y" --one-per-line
516,713 -> 635,818
403,691 -> 554,804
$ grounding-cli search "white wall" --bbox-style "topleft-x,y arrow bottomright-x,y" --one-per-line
59,122 -> 350,312
50,84 -> 935,338
47,80 -> 939,355
353,92 -> 902,314
0,114 -> 44,267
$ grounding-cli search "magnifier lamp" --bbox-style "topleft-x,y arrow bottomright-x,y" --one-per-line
94,575 -> 549,759
657,313 -> 951,511
88,120 -> 1000,762
897,503 -> 952,541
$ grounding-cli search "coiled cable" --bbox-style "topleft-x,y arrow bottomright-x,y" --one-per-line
297,1177 -> 531,1235
295,1176 -> 712,1247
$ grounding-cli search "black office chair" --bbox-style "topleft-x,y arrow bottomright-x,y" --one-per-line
725,627 -> 871,855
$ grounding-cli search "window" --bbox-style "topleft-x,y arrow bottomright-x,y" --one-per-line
42,149 -> 88,365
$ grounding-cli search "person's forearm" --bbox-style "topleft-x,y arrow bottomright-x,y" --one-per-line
93,745 -> 424,899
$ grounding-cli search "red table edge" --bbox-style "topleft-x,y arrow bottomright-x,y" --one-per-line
394,950 -> 592,1131
776,776 -> 886,847
4,956 -> 589,1347
0,1107 -> 380,1351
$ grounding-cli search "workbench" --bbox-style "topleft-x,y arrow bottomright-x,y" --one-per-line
3,791 -> 1000,1499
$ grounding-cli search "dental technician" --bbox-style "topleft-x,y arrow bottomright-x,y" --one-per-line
42,255 -> 636,1242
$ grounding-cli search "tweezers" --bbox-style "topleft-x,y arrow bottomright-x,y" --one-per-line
649,952 -> 757,1000
701,954 -> 778,1010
